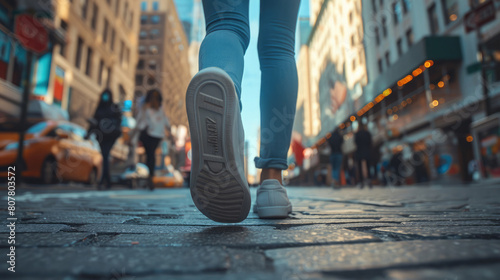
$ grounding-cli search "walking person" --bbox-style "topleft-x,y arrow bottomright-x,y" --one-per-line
186,0 -> 301,223
354,124 -> 373,188
87,89 -> 122,190
130,89 -> 171,190
327,129 -> 344,188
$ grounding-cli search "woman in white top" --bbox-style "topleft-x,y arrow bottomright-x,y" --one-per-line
130,89 -> 171,190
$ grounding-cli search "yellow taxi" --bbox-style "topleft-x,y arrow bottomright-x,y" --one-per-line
0,121 -> 102,184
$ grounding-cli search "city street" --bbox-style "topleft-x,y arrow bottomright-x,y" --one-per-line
1,183 -> 500,279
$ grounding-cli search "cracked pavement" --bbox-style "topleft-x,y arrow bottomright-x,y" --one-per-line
1,184 -> 500,279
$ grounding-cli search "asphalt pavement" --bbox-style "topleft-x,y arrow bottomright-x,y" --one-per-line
1,183 -> 500,279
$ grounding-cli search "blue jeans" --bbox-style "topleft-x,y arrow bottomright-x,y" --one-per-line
330,153 -> 343,183
200,0 -> 300,170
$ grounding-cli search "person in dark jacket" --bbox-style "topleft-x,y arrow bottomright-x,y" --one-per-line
354,124 -> 373,188
327,129 -> 344,188
87,89 -> 122,189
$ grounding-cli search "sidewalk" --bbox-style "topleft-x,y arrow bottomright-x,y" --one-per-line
1,185 -> 500,279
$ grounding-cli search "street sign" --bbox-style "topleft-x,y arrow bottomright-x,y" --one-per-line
14,14 -> 49,53
464,0 -> 496,33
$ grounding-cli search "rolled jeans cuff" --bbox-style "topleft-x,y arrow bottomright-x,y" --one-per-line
254,157 -> 288,170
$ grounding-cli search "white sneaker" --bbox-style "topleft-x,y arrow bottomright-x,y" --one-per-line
253,179 -> 292,219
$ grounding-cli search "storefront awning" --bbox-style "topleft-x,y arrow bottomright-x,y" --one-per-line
371,36 -> 463,99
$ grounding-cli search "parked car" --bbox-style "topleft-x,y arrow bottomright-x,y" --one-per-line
0,121 -> 102,185
153,165 -> 184,188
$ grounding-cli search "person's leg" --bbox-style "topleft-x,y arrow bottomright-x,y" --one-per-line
254,0 -> 301,181
199,0 -> 250,108
99,140 -> 113,188
332,153 -> 343,184
144,136 -> 160,179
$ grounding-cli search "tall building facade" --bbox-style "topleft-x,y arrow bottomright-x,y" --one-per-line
1,0 -> 139,126
295,0 -> 368,146
360,0 -> 500,182
53,0 -> 140,126
135,0 -> 191,127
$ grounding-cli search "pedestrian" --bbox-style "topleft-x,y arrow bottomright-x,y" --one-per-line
327,129 -> 344,188
87,89 -> 122,189
186,0 -> 300,223
354,123 -> 373,188
130,89 -> 171,190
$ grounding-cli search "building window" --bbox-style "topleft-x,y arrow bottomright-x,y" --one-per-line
147,76 -> 155,85
139,45 -> 146,54
352,58 -> 356,70
141,1 -> 147,11
359,49 -> 364,65
81,0 -> 88,20
85,47 -> 93,77
393,1 -> 402,24
129,11 -> 134,28
406,28 -> 413,47
379,0 -> 383,7
137,59 -> 144,69
375,27 -> 380,46
441,0 -> 459,24
75,37 -> 84,69
149,45 -> 158,54
141,15 -> 148,24
402,0 -> 411,14
385,51 -> 390,67
396,38 -> 402,56
59,20 -> 68,56
150,29 -> 160,39
381,16 -> 387,37
428,3 -> 439,35
140,30 -> 147,39
351,35 -> 355,46
107,66 -> 112,87
349,12 -> 353,24
378,58 -> 383,73
98,60 -> 104,85
153,1 -> 159,11
103,19 -> 109,43
123,2 -> 128,25
110,29 -> 116,50
135,74 -> 143,86
151,15 -> 160,24
90,2 -> 98,30
119,41 -> 125,66
149,60 -> 157,70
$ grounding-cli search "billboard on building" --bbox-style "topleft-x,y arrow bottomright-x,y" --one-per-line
318,61 -> 354,136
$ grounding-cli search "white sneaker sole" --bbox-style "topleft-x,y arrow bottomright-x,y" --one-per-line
186,67 -> 250,223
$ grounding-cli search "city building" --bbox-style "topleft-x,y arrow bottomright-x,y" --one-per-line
0,0 -> 67,120
359,0 -> 500,183
295,0 -> 368,146
135,0 -> 191,128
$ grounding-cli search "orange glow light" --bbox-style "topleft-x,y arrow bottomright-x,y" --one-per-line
466,135 -> 473,142
450,14 -> 457,21
424,60 -> 434,68
350,116 -> 356,122
393,114 -> 399,120
412,68 -> 423,77
387,109 -> 393,114
432,100 -> 439,107
438,81 -> 445,88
